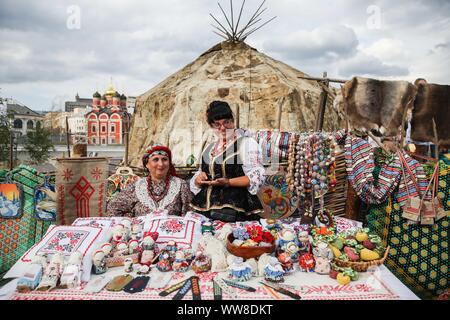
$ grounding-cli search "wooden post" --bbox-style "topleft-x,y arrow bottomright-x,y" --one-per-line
235,104 -> 240,128
314,72 -> 329,132
65,116 -> 71,158
124,131 -> 129,166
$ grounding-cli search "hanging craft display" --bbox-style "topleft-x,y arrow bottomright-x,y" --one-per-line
286,132 -> 337,220
56,157 -> 109,225
254,130 -> 293,165
0,183 -> 23,219
34,177 -> 57,221
257,171 -> 299,219
106,167 -> 138,203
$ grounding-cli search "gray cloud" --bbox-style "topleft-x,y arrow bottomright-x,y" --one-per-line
0,0 -> 449,110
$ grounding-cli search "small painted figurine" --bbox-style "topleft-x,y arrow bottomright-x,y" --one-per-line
298,253 -> 315,272
277,228 -> 297,251
156,250 -> 173,272
164,240 -> 178,259
172,250 -> 190,272
92,250 -> 107,275
191,251 -> 211,273
16,253 -> 47,293
264,257 -> 285,283
297,231 -> 311,256
140,249 -> 155,267
123,257 -> 134,273
36,252 -> 64,291
228,257 -> 253,282
285,241 -> 300,262
277,252 -> 294,273
313,240 -> 333,275
60,251 -> 83,288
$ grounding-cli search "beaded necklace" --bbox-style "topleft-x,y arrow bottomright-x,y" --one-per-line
147,176 -> 171,203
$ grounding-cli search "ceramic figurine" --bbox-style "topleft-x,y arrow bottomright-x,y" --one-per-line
123,257 -> 134,273
297,231 -> 311,255
101,242 -> 113,257
164,240 -> 178,258
191,251 -> 211,273
36,252 -> 64,291
128,239 -> 140,255
246,258 -> 258,276
172,250 -> 190,272
92,250 -> 107,275
60,251 -> 83,288
156,250 -> 173,272
16,254 -> 47,293
257,253 -> 272,277
228,257 -> 253,282
263,257 -> 285,283
285,241 -> 300,262
313,240 -> 334,275
278,252 -> 294,273
277,228 -> 297,251
298,253 -> 315,272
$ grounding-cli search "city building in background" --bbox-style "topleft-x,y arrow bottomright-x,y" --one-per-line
86,85 -> 131,145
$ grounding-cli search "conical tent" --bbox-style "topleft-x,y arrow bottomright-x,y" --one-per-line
129,41 -> 342,166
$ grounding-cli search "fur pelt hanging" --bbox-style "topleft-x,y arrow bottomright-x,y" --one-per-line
410,82 -> 450,146
340,77 -> 417,136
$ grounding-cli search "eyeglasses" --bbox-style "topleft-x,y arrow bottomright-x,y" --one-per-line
211,119 -> 234,129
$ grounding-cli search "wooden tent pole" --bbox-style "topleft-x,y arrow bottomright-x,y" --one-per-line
314,72 -> 329,132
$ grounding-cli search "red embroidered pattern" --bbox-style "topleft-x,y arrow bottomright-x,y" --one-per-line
62,169 -> 74,182
91,167 -> 103,181
70,177 -> 95,218
160,219 -> 185,234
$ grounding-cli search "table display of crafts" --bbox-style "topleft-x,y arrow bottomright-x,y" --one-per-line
12,213 -> 389,299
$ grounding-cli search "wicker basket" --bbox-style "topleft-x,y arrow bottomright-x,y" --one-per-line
226,234 -> 275,259
333,246 -> 390,272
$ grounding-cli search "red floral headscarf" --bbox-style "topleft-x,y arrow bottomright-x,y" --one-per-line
142,145 -> 177,177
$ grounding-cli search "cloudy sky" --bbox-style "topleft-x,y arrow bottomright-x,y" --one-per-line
0,0 -> 449,111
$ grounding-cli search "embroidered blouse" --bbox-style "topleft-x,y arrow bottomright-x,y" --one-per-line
190,128 -> 265,195
107,176 -> 192,217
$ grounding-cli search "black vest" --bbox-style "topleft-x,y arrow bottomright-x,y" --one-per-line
190,137 -> 263,217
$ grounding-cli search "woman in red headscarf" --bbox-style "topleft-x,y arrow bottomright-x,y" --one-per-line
107,144 -> 192,217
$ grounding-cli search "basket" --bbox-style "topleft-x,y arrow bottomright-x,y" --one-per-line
226,233 -> 275,259
333,246 -> 390,272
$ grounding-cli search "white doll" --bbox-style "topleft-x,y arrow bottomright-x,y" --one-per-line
16,253 -> 47,292
36,252 -> 64,291
92,250 -> 107,275
128,239 -> 140,255
60,251 -> 83,288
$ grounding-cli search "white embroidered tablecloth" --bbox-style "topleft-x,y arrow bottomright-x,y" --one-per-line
2,264 -> 418,300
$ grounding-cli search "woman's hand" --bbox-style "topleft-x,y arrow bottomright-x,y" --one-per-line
206,178 -> 230,187
195,172 -> 209,187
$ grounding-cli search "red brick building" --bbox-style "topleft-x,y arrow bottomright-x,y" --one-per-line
86,86 -> 131,145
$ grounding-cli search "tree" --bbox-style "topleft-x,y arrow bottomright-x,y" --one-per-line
24,125 -> 55,164
0,114 -> 11,163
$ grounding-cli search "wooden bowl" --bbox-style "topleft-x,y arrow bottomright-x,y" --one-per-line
226,233 -> 275,260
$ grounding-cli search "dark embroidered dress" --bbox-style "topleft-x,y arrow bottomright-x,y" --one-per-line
190,137 -> 263,221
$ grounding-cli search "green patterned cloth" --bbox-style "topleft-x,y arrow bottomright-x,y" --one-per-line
0,165 -> 52,275
367,160 -> 449,300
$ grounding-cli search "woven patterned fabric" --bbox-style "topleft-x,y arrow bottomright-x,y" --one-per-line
0,165 -> 51,275
367,160 -> 449,300
397,153 -> 431,206
344,136 -> 402,204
